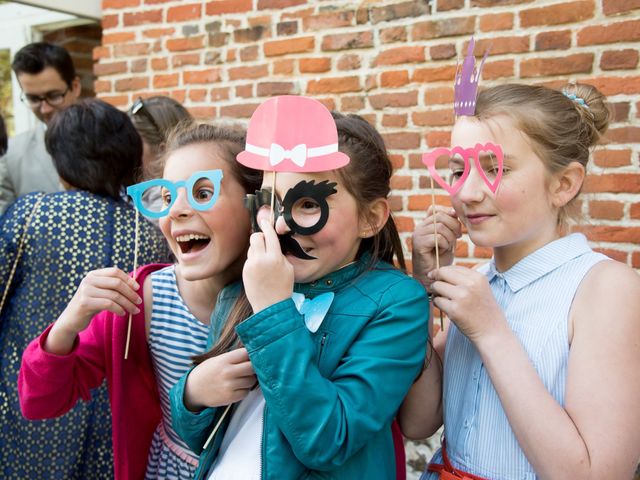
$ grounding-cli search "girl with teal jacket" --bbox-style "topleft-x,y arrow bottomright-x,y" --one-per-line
169,106 -> 430,479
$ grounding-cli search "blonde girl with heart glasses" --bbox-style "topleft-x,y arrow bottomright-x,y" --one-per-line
399,83 -> 640,480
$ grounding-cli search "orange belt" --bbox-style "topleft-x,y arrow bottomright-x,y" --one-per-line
427,440 -> 490,480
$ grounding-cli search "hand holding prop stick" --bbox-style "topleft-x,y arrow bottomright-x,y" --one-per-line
422,37 -> 491,334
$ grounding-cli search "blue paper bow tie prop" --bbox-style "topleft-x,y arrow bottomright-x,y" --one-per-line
291,292 -> 334,333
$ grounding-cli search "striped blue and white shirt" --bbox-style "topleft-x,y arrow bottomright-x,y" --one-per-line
423,233 -> 608,480
145,265 -> 210,479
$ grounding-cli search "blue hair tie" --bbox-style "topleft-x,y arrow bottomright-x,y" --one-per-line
563,91 -> 590,111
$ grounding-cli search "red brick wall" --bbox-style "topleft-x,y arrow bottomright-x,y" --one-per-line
43,24 -> 102,98
95,0 -> 640,268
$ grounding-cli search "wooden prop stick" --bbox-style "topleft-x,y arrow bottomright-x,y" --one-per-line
269,172 -> 277,226
203,403 -> 233,450
124,209 -> 140,360
429,176 -> 445,332
202,380 -> 258,450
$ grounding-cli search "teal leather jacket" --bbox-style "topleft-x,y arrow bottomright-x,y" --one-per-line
170,258 -> 429,479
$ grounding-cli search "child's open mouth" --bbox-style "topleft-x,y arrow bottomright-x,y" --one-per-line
175,234 -> 211,254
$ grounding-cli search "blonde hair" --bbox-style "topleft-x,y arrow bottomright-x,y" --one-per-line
475,83 -> 610,226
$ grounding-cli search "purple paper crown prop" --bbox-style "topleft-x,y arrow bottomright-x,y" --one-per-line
454,37 -> 489,116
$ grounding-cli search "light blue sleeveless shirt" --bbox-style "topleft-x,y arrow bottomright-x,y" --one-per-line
423,234 -> 608,480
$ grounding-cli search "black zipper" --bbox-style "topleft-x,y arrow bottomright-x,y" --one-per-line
317,332 -> 328,363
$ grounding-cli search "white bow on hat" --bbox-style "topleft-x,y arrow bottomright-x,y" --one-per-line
244,141 -> 340,171
269,143 -> 307,167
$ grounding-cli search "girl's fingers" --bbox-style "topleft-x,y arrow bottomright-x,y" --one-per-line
258,219 -> 282,254
415,211 -> 461,244
234,374 -> 258,390
432,295 -> 453,316
83,296 -> 125,317
224,347 -> 250,363
429,280 -> 457,301
434,212 -> 463,238
248,232 -> 266,255
91,288 -> 140,315
104,303 -> 126,317
92,267 -> 140,290
431,265 -> 472,285
229,388 -> 253,403
209,349 -> 254,377
433,226 -> 456,250
426,205 -> 454,216
88,276 -> 142,305
423,212 -> 461,237
232,361 -> 256,378
425,206 -> 457,222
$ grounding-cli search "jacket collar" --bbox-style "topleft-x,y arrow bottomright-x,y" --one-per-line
293,253 -> 373,297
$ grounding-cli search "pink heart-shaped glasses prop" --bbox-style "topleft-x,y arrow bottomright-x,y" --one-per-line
421,142 -> 504,195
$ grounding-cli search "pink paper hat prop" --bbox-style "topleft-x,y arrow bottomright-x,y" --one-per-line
421,142 -> 504,195
237,95 -> 350,173
454,37 -> 489,117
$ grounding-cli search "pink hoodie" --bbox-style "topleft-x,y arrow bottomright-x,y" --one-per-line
19,264 -> 167,480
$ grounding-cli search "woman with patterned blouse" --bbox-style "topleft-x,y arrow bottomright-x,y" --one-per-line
0,98 -> 171,479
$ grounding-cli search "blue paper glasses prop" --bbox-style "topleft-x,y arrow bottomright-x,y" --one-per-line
126,169 -> 223,218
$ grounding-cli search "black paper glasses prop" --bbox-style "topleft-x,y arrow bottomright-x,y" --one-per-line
244,180 -> 338,260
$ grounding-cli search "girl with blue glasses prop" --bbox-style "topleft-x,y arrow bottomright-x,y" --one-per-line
123,170 -> 223,358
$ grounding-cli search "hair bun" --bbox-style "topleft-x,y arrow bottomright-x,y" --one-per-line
563,83 -> 610,146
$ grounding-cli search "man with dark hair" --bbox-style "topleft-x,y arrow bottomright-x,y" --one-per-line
0,42 -> 81,213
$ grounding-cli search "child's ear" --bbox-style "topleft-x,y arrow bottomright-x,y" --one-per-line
550,161 -> 585,208
359,198 -> 390,238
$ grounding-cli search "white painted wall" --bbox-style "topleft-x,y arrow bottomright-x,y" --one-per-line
15,0 -> 101,21
0,2 -> 89,134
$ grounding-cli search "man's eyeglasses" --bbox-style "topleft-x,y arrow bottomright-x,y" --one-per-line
130,97 -> 161,135
20,88 -> 70,108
